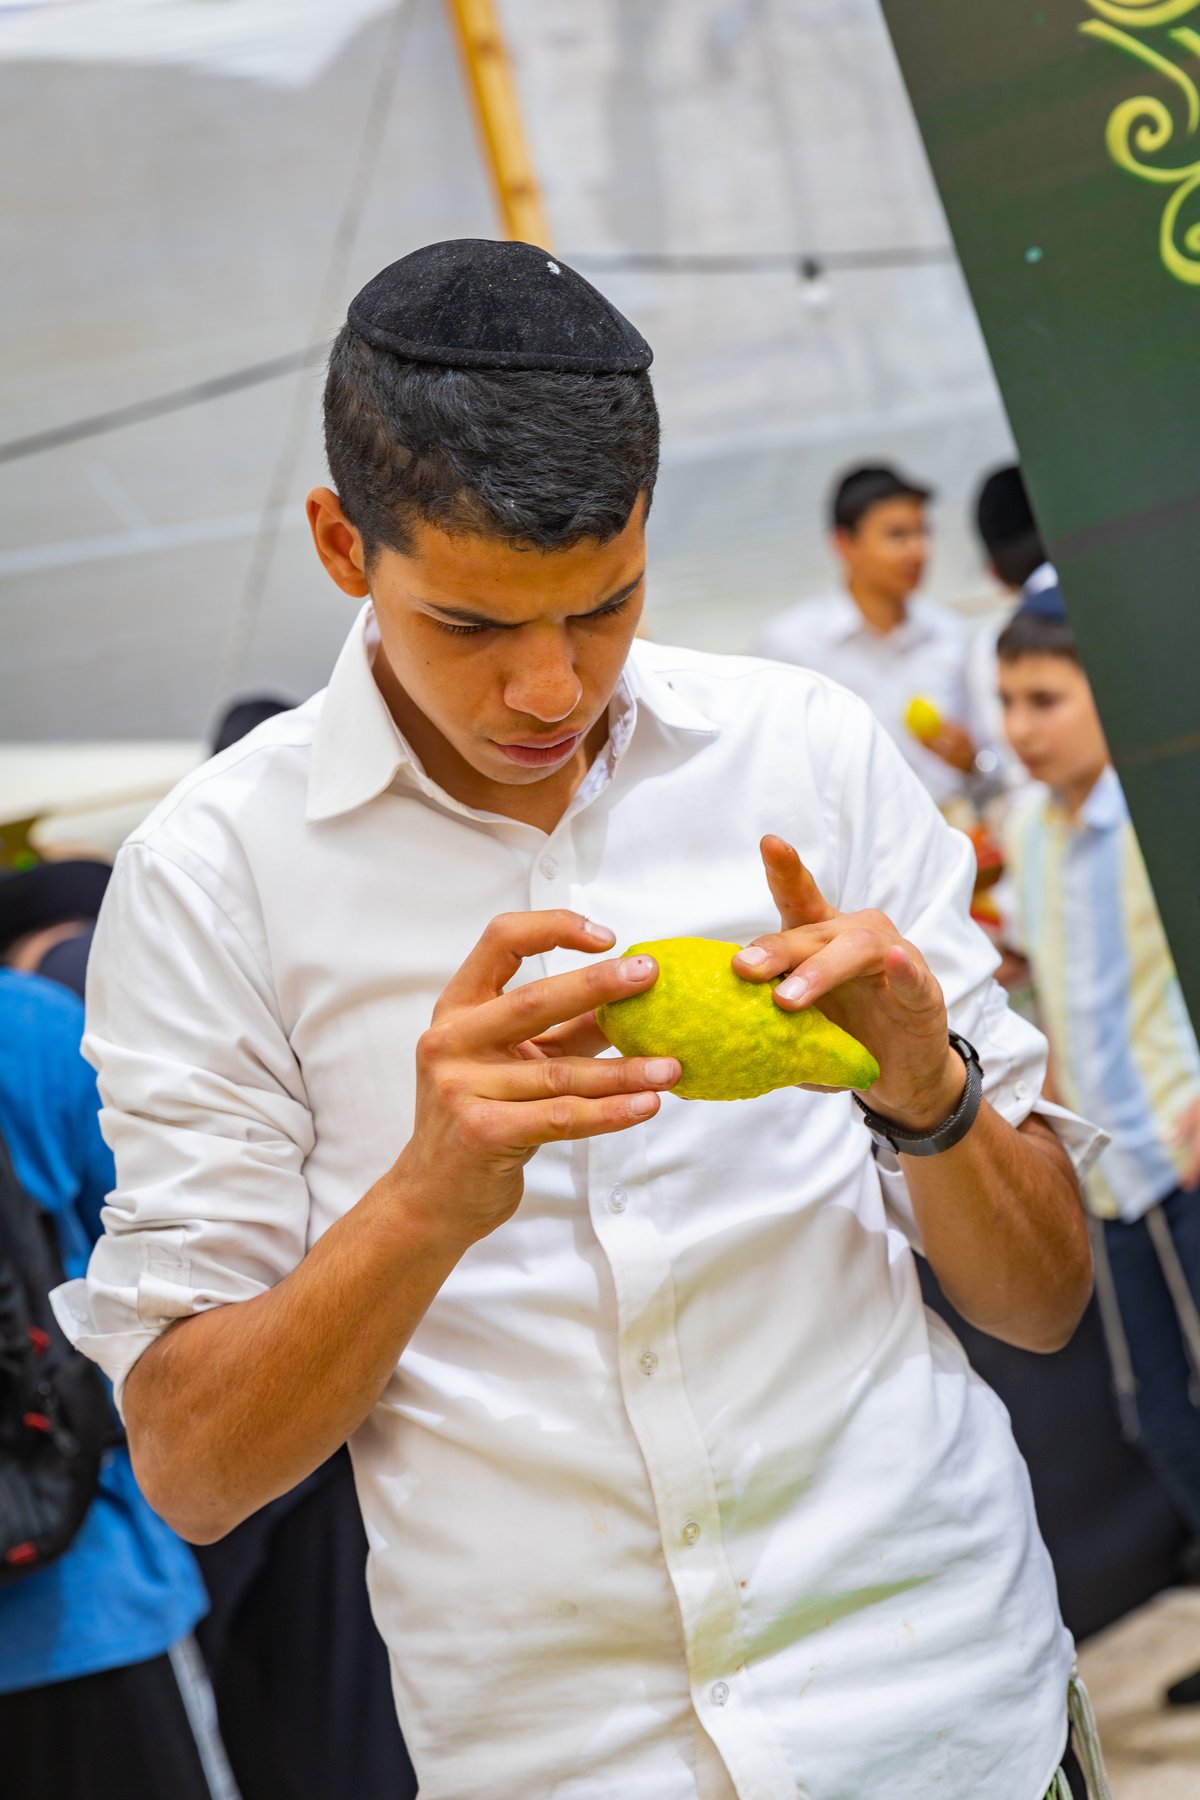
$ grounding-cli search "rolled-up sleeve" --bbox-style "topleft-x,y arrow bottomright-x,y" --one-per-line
821,691 -> 1106,1247
51,838 -> 314,1413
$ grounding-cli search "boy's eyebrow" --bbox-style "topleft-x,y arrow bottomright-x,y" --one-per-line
419,571 -> 645,630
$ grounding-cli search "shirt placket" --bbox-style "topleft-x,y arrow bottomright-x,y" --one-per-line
586,1123 -> 803,1800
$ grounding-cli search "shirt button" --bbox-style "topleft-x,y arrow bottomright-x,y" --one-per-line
638,1350 -> 658,1377
540,854 -> 559,879
711,1681 -> 730,1707
608,1187 -> 628,1213
1015,1080 -> 1029,1101
682,1519 -> 701,1545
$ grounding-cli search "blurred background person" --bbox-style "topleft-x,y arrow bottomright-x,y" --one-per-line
210,696 -> 296,759
971,464 -> 1055,790
0,964 -> 231,1800
0,859 -> 111,1001
1000,590 -> 1200,1707
754,464 -> 975,808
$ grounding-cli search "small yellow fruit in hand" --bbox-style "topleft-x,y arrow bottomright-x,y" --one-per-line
597,937 -> 880,1102
904,695 -> 943,745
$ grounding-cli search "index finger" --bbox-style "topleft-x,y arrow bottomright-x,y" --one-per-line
760,835 -> 838,930
436,910 -> 617,1016
443,953 -> 659,1056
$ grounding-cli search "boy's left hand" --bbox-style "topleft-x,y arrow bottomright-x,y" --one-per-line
1172,1097 -> 1200,1192
926,719 -> 977,775
732,835 -> 965,1131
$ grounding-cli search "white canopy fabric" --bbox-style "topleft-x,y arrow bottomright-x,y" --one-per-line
0,0 -> 1012,744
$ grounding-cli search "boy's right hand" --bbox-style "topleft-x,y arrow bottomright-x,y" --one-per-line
395,911 -> 678,1247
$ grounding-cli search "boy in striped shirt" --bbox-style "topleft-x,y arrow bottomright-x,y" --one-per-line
999,591 -> 1200,1704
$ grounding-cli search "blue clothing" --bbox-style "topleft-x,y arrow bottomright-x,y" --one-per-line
0,969 -> 206,1693
1009,766 -> 1200,1220
1103,1190 -> 1200,1532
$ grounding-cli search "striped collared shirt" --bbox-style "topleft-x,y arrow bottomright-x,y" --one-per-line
1009,765 -> 1200,1220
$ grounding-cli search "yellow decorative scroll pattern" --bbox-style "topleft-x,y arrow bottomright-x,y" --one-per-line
1089,0 -> 1200,26
1082,1 -> 1200,283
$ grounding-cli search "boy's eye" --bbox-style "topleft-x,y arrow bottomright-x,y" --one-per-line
435,620 -> 489,638
585,596 -> 632,625
432,595 -> 632,639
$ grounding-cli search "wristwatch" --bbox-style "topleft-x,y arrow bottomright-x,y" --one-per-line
853,1032 -> 983,1164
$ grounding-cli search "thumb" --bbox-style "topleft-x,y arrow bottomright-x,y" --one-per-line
883,943 -> 940,1014
761,834 -> 837,930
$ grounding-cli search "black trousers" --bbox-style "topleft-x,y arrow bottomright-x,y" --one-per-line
1060,1741 -> 1087,1794
194,1447 -> 416,1800
0,1647 -> 220,1800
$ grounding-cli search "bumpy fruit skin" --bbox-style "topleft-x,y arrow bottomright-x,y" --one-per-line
596,937 -> 880,1102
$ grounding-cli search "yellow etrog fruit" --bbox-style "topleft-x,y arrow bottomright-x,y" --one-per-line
903,695 -> 943,746
596,937 -> 880,1102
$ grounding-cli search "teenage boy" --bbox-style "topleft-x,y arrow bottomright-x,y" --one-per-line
969,465 -> 1055,794
755,465 -> 974,806
57,241 -> 1101,1799
999,592 -> 1200,1704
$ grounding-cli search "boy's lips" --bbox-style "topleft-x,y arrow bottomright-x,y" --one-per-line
493,731 -> 583,768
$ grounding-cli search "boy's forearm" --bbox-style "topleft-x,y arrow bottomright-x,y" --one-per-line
122,1163 -> 471,1543
906,1108 -> 1092,1353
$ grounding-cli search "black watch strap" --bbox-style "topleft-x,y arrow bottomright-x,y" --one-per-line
853,1032 -> 983,1160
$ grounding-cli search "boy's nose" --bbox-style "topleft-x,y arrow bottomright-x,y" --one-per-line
503,629 -> 584,723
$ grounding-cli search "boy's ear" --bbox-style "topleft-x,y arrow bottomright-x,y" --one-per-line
307,487 -> 369,598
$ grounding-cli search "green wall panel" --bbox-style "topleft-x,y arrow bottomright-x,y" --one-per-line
881,0 -> 1200,1028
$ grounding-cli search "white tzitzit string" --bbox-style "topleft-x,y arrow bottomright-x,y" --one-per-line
1067,1670 -> 1114,1800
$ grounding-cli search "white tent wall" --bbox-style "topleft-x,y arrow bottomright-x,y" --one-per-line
0,0 -> 1013,743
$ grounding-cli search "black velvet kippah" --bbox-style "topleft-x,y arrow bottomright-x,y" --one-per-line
346,239 -> 653,374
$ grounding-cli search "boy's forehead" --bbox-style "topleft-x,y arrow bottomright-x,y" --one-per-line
377,506 -> 647,615
999,652 -> 1077,688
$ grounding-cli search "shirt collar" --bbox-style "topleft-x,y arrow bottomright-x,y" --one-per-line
306,608 -> 717,826
1046,764 -> 1125,833
306,605 -> 411,824
1077,764 -> 1126,831
830,587 -> 933,645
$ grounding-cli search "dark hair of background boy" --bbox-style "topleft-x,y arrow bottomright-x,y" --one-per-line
828,465 -> 932,534
996,608 -> 1080,666
322,326 -> 661,565
975,465 -> 1047,590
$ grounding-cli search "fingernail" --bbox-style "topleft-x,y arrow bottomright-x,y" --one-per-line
645,1058 -> 678,1084
775,974 -> 810,1004
629,1092 -> 658,1116
736,946 -> 768,966
583,918 -> 615,943
619,955 -> 655,982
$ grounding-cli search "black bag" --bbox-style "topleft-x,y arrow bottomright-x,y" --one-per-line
0,1122 -> 115,1584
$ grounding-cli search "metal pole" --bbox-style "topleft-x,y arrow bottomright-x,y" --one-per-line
444,0 -> 553,249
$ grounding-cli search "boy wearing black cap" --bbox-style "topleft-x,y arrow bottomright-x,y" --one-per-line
58,241 -> 1101,1798
967,464 -> 1055,792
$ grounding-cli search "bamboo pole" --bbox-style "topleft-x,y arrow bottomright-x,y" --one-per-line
444,0 -> 553,249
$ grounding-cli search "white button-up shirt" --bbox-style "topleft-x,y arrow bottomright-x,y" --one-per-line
755,589 -> 971,807
56,609 -> 1100,1800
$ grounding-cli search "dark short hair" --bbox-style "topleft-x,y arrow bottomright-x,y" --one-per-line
323,326 -> 661,560
996,607 -> 1080,666
975,465 -> 1046,589
830,465 -> 933,533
